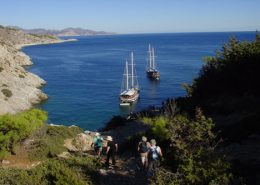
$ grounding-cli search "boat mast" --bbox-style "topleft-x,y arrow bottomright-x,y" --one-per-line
126,60 -> 129,90
149,44 -> 152,70
131,52 -> 134,88
152,47 -> 155,69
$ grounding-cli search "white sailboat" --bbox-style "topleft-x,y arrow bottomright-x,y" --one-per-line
146,44 -> 160,80
120,52 -> 140,106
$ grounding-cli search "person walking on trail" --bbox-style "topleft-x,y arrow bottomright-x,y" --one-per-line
148,139 -> 163,176
105,136 -> 118,166
91,132 -> 103,157
137,136 -> 150,170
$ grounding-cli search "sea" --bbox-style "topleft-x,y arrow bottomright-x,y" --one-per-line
22,32 -> 256,130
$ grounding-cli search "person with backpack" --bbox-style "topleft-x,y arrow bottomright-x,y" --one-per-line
105,136 -> 118,166
148,139 -> 163,176
137,136 -> 151,170
91,132 -> 103,157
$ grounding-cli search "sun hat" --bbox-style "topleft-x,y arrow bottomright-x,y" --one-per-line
142,136 -> 147,142
95,132 -> 100,136
106,136 -> 113,141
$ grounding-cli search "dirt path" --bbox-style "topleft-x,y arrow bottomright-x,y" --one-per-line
65,121 -> 151,185
1,141 -> 41,169
98,153 -> 149,185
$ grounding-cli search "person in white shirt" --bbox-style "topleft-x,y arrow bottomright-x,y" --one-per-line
148,139 -> 163,176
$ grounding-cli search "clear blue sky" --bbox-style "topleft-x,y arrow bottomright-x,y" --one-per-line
1,0 -> 260,33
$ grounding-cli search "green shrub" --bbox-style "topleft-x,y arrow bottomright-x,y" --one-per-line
142,116 -> 169,140
147,109 -> 232,185
1,88 -> 13,98
0,66 -> 3,72
190,34 -> 260,101
0,156 -> 99,185
0,109 -> 47,159
28,125 -> 82,160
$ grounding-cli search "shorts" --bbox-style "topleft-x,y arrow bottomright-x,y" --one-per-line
94,146 -> 102,152
140,152 -> 148,163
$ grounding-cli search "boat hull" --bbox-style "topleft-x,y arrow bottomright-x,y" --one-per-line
120,90 -> 140,104
146,70 -> 160,80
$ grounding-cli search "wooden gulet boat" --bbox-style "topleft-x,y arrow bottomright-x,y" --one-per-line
120,52 -> 140,106
146,44 -> 160,80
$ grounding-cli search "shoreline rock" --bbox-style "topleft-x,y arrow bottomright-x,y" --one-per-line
0,27 -> 77,115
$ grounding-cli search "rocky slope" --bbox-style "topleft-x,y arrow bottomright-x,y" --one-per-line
0,26 -> 65,114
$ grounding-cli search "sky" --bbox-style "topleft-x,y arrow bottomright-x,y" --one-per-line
0,0 -> 260,33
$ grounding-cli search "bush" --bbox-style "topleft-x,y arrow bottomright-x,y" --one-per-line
0,156 -> 100,185
142,116 -> 169,140
0,109 -> 47,159
190,34 -> 260,101
28,125 -> 82,160
1,88 -> 13,98
146,109 -> 232,185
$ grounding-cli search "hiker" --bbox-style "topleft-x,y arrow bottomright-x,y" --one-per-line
147,139 -> 163,176
105,136 -> 118,166
91,132 -> 103,157
137,136 -> 150,170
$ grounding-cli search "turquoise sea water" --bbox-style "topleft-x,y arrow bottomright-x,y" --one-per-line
22,32 -> 255,130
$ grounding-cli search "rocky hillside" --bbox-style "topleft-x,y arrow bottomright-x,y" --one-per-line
0,26 -> 62,47
0,26 -> 64,114
21,27 -> 116,37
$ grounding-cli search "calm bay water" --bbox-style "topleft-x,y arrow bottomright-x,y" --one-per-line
22,32 -> 255,130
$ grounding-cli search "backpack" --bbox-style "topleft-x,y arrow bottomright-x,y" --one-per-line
149,146 -> 159,161
94,137 -> 103,148
108,141 -> 117,151
139,141 -> 148,153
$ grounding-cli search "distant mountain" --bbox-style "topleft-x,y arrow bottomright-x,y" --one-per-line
21,27 -> 116,37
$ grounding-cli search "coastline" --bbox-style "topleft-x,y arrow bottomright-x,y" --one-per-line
0,37 -> 77,115
16,38 -> 77,50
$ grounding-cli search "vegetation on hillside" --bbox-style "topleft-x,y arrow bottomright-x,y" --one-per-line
191,34 -> 260,99
28,124 -> 82,160
141,108 -> 232,185
180,33 -> 260,117
0,110 -> 100,185
29,33 -> 58,40
0,109 -> 47,159
0,156 -> 100,185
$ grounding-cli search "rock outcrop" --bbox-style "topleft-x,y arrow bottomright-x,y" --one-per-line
0,26 -> 66,114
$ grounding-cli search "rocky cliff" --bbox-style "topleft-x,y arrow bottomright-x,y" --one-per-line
0,26 -> 64,114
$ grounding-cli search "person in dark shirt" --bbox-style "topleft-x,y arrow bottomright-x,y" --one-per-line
105,136 -> 118,166
137,136 -> 151,170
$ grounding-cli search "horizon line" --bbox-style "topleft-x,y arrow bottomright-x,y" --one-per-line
1,24 -> 258,35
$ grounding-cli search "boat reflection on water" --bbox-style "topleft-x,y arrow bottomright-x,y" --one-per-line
119,100 -> 137,114
147,77 -> 160,99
